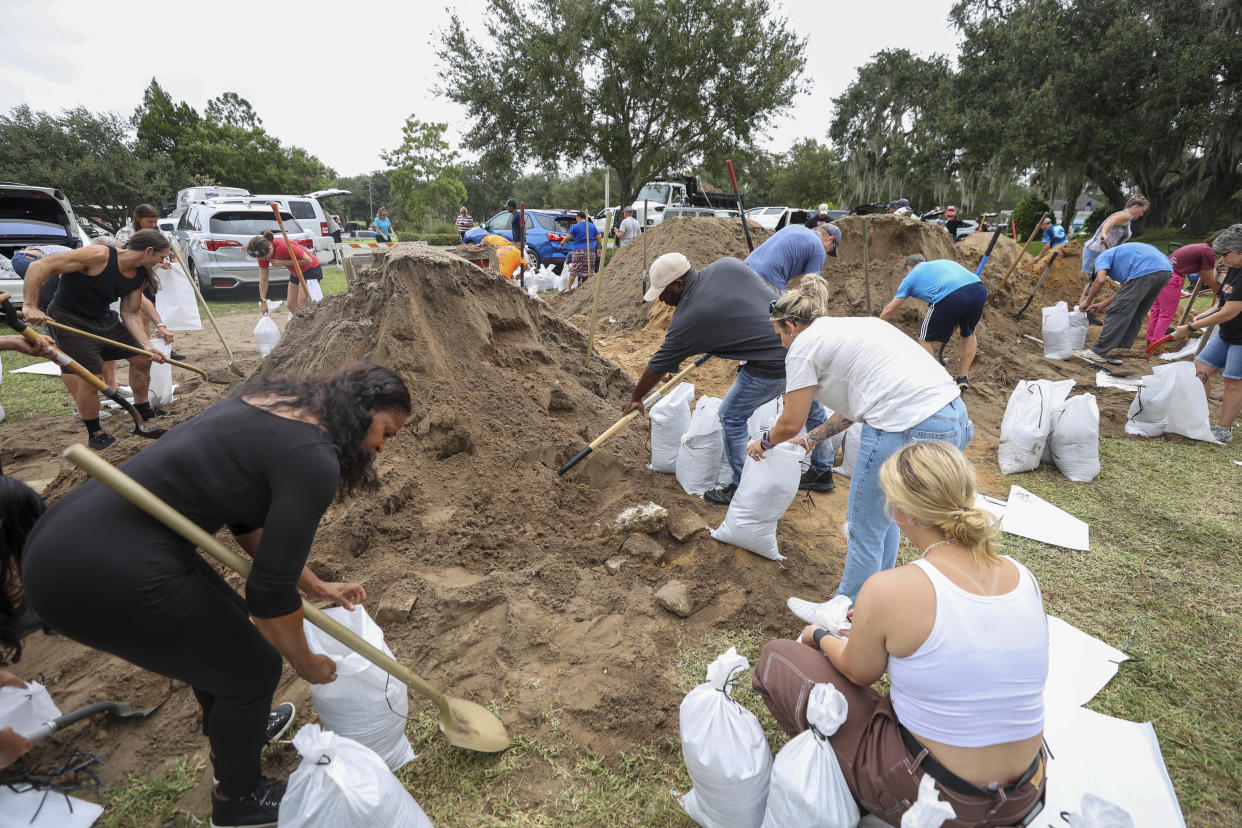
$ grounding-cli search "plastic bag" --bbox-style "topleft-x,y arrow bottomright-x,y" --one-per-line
1048,394 -> 1100,481
148,337 -> 175,407
1125,362 -> 1217,442
277,725 -> 432,828
253,315 -> 282,358
786,594 -> 852,634
745,397 -> 783,439
710,443 -> 804,560
676,396 -> 727,495
1065,794 -> 1134,828
680,648 -> 772,828
834,422 -> 864,478
0,682 -> 62,738
306,279 -> 324,303
155,264 -> 203,330
998,379 -> 1074,474
900,773 -> 956,828
1041,302 -> 1072,360
649,383 -> 694,473
760,683 -> 859,828
1067,305 -> 1089,351
302,606 -> 416,771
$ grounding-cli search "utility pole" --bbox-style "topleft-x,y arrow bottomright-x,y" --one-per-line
367,181 -> 373,223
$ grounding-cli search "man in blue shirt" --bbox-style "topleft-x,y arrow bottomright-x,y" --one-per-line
1038,216 -> 1068,256
1076,242 -> 1172,363
745,223 -> 841,290
505,199 -> 526,250
878,255 -> 987,389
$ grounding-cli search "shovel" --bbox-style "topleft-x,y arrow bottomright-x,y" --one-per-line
24,315 -> 234,383
559,353 -> 712,475
2,300 -> 165,439
62,444 -> 510,754
1145,279 -> 1214,358
1021,334 -> 1139,378
270,202 -> 311,294
1015,250 -> 1060,320
168,243 -> 245,378
725,160 -> 754,252
19,698 -> 165,743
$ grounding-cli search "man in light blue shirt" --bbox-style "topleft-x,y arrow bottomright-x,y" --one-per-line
1077,242 -> 1172,363
879,256 -> 987,389
1039,216 -> 1068,255
745,223 -> 840,290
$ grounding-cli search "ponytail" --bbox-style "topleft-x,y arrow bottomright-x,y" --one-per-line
770,273 -> 830,323
246,232 -> 275,258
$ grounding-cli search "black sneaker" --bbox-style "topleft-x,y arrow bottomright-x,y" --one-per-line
88,432 -> 116,451
798,468 -> 836,492
142,406 -> 169,420
956,375 -> 970,390
266,702 -> 295,742
703,483 -> 737,505
210,776 -> 285,828
1087,314 -> 1104,326
170,350 -> 186,361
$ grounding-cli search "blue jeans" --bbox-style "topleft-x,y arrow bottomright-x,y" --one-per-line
837,397 -> 973,601
718,368 -> 834,487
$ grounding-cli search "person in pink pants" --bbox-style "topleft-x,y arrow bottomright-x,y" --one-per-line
1147,239 -> 1218,344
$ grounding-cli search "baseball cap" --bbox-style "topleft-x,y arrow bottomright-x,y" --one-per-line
817,203 -> 829,213
888,198 -> 910,210
1040,216 -> 1053,224
506,198 -> 517,208
818,223 -> 842,257
644,252 -> 692,302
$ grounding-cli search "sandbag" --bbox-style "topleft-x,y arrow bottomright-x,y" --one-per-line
760,683 -> 859,828
155,264 -> 203,330
253,315 -> 282,358
277,725 -> 432,828
148,337 -> 175,407
710,443 -> 804,560
0,682 -> 61,737
649,382 -> 694,473
1067,305 -> 1089,351
1041,302 -> 1073,360
745,397 -> 783,439
833,422 -> 864,478
1125,362 -> 1217,442
1048,394 -> 1101,481
302,606 -> 416,771
680,648 -> 772,828
677,396 -> 727,495
306,278 -> 324,303
998,379 -> 1075,474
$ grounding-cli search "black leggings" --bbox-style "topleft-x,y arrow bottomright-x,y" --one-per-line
22,543 -> 281,796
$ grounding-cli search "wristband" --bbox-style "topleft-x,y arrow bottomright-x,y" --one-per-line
812,628 -> 832,648
760,430 -> 775,450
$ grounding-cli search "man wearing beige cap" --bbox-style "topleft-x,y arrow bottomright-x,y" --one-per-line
624,252 -> 837,504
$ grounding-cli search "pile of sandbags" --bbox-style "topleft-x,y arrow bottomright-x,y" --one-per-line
1001,379 -> 1101,481
1041,302 -> 1088,360
676,396 -> 732,495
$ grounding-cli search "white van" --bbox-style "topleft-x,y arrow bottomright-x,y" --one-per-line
173,186 -> 250,217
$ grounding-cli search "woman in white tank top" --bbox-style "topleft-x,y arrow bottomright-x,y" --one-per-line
752,442 -> 1049,826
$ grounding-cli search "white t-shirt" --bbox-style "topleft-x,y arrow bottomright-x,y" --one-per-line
785,316 -> 961,432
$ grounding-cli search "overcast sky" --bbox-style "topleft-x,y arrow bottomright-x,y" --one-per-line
0,0 -> 961,178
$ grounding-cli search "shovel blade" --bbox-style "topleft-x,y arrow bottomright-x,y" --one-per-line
438,696 -> 511,753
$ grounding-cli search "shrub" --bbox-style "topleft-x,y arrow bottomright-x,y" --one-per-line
1081,206 -> 1110,239
406,233 -> 462,246
1012,194 -> 1052,240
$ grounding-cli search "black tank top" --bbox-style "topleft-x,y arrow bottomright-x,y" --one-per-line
49,246 -> 145,319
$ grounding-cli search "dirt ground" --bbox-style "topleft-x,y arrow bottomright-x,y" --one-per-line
0,223 -> 1202,819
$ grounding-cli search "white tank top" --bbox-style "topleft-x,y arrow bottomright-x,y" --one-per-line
888,556 -> 1049,747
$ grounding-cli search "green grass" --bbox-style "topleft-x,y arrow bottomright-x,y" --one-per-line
200,265 -> 348,318
98,756 -> 207,828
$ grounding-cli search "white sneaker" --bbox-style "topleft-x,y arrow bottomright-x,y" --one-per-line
1211,425 -> 1233,443
787,595 -> 853,631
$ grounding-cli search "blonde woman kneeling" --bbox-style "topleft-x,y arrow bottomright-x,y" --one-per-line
752,442 -> 1049,826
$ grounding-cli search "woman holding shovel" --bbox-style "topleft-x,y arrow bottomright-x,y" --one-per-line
22,363 -> 411,828
246,230 -> 322,314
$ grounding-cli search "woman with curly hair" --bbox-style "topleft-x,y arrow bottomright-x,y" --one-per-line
21,363 -> 411,827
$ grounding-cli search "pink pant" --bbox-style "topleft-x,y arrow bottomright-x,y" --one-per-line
1146,273 -> 1186,344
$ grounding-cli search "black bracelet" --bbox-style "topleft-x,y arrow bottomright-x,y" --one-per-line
812,628 -> 832,648
760,430 -> 774,450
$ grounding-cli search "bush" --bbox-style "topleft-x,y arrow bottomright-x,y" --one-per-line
427,220 -> 458,235
1012,194 -> 1052,240
406,233 -> 461,246
1081,206 -> 1110,239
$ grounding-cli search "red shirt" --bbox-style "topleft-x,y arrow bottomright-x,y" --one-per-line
259,237 -> 320,276
1169,242 -> 1215,277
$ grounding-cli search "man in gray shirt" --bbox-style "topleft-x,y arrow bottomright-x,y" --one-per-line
624,252 -> 837,504
616,207 -> 642,247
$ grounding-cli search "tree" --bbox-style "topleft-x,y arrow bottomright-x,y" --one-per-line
437,0 -> 807,208
769,139 -> 842,207
382,118 -> 467,228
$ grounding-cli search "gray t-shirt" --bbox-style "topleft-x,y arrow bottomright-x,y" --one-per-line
648,257 -> 787,377
618,216 -> 641,245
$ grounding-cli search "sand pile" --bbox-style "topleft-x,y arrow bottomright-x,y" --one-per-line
552,217 -> 771,332
1007,241 -> 1096,308
957,231 -> 1024,282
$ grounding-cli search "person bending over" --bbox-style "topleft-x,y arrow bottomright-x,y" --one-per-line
752,442 -> 1048,827
1075,241 -> 1172,365
745,222 -> 841,291
22,363 -> 411,828
246,230 -> 323,314
1147,235 -> 1220,346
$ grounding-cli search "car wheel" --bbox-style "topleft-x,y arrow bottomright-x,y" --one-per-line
525,247 -> 542,271
189,260 -> 215,299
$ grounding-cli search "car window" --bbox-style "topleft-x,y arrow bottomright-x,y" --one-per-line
637,184 -> 672,203
177,213 -> 190,231
208,211 -> 299,235
485,212 -> 511,231
764,207 -> 784,215
288,200 -> 316,220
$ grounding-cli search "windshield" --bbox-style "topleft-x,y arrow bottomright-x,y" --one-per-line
636,184 -> 672,203
209,212 -> 301,235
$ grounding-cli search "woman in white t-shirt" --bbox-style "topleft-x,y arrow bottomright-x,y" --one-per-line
746,274 -> 971,600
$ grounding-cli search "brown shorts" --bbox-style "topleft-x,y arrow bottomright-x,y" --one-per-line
47,305 -> 147,376
752,638 -> 1046,827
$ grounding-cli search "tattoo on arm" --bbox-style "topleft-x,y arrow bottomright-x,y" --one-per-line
803,414 -> 854,447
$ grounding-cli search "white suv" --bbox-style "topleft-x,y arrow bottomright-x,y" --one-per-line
0,182 -> 89,305
172,201 -> 313,295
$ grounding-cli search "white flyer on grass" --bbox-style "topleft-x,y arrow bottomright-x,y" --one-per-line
0,787 -> 103,827
1044,616 -> 1129,711
1000,485 -> 1089,550
1158,337 -> 1201,361
1095,370 -> 1142,392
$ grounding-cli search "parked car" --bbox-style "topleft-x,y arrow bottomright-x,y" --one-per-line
461,209 -> 578,271
172,186 -> 250,218
0,181 -> 88,306
343,229 -> 381,241
77,218 -> 110,239
208,194 -> 337,264
744,206 -> 817,230
172,201 -> 313,295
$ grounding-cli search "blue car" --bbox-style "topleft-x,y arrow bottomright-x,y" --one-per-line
462,209 -> 577,272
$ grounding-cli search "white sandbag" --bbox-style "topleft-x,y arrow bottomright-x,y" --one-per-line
745,397 -> 783,439
552,267 -> 573,292
278,725 -> 432,828
1048,394 -> 1101,481
1067,305 -> 1089,351
1042,302 -> 1074,360
306,278 -> 324,303
677,396 -> 726,495
155,264 -> 203,330
680,648 -> 772,828
900,773 -> 956,828
1125,362 -> 1217,442
649,382 -> 694,473
254,315 -> 282,358
302,606 -> 416,771
0,682 -> 62,738
148,337 -> 175,407
998,379 -> 1075,474
833,422 -> 864,478
760,683 -> 859,828
710,443 -> 804,561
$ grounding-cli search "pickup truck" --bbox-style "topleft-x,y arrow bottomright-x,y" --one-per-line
618,176 -> 742,229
